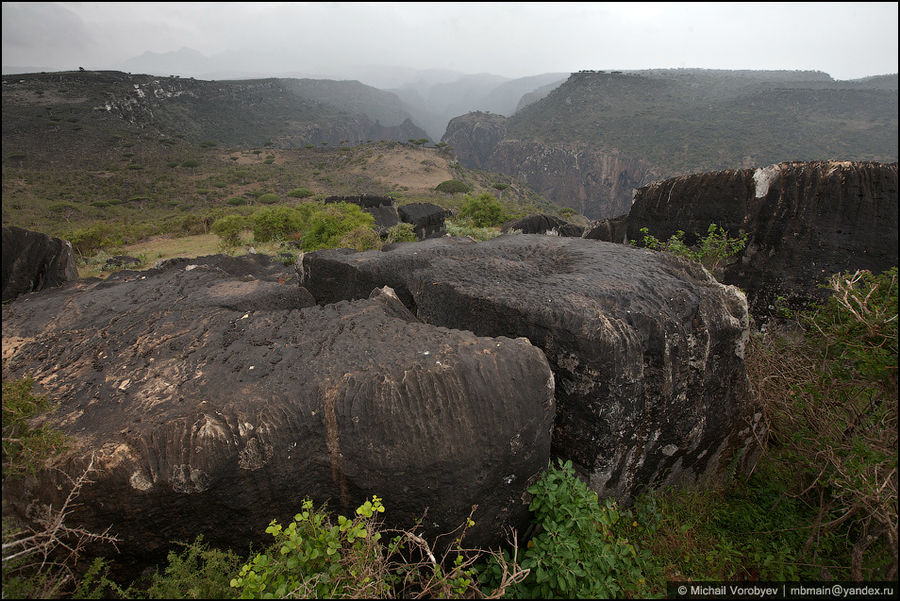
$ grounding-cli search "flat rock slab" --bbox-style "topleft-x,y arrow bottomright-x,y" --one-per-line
2,255 -> 554,567
300,235 -> 761,501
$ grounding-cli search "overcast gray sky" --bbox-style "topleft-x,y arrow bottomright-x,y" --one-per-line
3,2 -> 898,82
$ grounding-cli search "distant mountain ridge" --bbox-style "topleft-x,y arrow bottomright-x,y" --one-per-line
1,70 -> 429,165
443,69 -> 899,218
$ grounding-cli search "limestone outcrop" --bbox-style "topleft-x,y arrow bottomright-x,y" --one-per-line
299,235 -> 760,503
2,254 -> 554,569
2,225 -> 79,302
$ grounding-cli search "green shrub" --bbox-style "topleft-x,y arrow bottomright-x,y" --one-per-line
300,203 -> 375,251
338,226 -> 382,251
181,159 -> 200,168
252,206 -> 308,243
211,214 -> 248,247
498,459 -> 650,598
636,224 -> 747,275
755,268 -> 898,579
385,222 -> 417,244
226,197 -> 246,206
140,535 -> 243,599
67,222 -> 125,256
287,187 -> 314,199
257,193 -> 280,205
2,376 -> 69,479
435,179 -> 471,194
458,193 -> 506,228
445,220 -> 503,241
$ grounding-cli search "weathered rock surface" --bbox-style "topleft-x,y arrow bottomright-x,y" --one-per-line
583,216 -> 629,244
441,111 -> 508,170
2,225 -> 79,302
300,235 -> 760,502
609,161 -> 900,315
501,214 -> 584,237
2,254 -> 554,569
397,203 -> 449,239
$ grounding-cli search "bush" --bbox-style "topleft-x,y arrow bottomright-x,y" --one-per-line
300,203 -> 375,251
2,377 -> 68,480
257,193 -> 280,205
288,187 -> 314,199
180,160 -> 200,168
435,179 -> 471,194
385,222 -> 417,244
498,459 -> 650,598
67,222 -> 125,256
252,206 -> 308,243
226,197 -> 246,206
753,268 -> 898,579
229,496 -> 523,599
338,226 -> 382,252
636,223 -> 747,276
211,214 -> 248,247
458,193 -> 506,228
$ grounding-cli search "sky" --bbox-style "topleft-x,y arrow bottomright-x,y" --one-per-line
2,2 -> 898,83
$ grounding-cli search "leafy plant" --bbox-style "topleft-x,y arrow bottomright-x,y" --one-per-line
502,459 -> 650,598
756,268 -> 898,580
458,193 -> 506,228
211,214 -> 249,247
287,187 -> 313,199
636,223 -> 747,275
435,179 -> 471,194
385,222 -> 417,244
256,193 -> 280,205
251,205 -> 309,243
300,202 -> 374,251
2,376 -> 68,479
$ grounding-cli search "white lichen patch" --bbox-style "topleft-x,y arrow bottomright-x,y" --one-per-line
170,464 -> 211,493
130,469 -> 153,491
238,437 -> 273,470
196,414 -> 229,441
752,164 -> 781,199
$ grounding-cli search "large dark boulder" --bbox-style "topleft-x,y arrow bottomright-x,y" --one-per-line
501,214 -> 584,237
299,235 -> 760,503
2,254 -> 554,572
582,215 -> 629,244
617,161 -> 899,316
2,225 -> 79,301
397,202 -> 449,239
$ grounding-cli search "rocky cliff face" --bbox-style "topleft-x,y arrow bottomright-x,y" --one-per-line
487,140 -> 653,219
441,111 -> 508,170
616,161 -> 899,315
443,113 -> 654,219
443,69 -> 897,220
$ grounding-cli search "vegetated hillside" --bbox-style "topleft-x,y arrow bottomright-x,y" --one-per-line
1,137 -> 554,251
444,69 -> 899,218
1,70 -> 428,167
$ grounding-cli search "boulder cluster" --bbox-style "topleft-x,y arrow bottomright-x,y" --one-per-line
2,232 -> 759,571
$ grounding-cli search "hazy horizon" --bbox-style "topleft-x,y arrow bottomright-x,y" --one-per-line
3,2 -> 899,86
